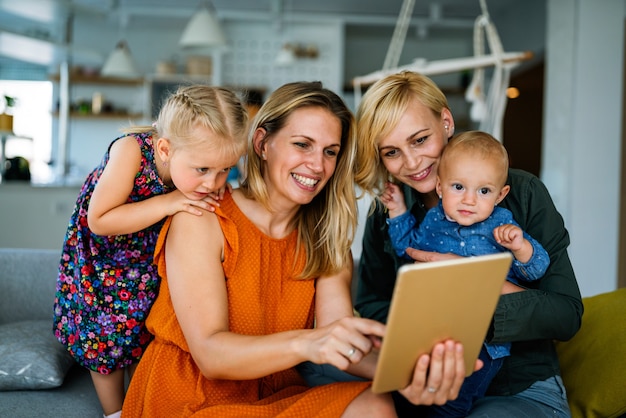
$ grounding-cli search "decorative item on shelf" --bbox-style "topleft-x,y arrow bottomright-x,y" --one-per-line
275,44 -> 296,66
274,43 -> 319,66
101,40 -> 140,78
186,56 -> 212,76
179,1 -> 228,49
91,92 -> 103,115
77,99 -> 91,115
156,60 -> 177,76
0,95 -> 16,132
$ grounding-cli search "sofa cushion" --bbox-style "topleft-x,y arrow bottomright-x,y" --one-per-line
555,288 -> 626,418
0,248 -> 60,325
0,320 -> 75,390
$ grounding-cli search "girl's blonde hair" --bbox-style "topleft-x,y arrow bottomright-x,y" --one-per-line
240,81 -> 357,279
124,84 -> 248,160
355,71 -> 450,196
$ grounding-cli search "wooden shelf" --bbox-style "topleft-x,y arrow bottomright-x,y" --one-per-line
52,112 -> 144,119
49,74 -> 144,85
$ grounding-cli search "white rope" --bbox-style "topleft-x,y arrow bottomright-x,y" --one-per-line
352,0 -> 527,142
382,0 -> 416,71
354,80 -> 362,109
352,51 -> 527,89
464,14 -> 488,123
474,0 -> 508,140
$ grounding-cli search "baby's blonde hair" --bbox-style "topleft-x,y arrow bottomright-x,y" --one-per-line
441,131 -> 510,187
125,85 -> 249,160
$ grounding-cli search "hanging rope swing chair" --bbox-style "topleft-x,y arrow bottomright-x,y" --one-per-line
352,0 -> 532,140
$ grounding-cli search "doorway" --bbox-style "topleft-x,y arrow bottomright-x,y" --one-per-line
502,61 -> 544,177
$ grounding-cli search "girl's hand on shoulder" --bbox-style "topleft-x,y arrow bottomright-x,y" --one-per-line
303,317 -> 385,371
212,182 -> 232,201
405,248 -> 461,263
164,190 -> 215,216
201,183 -> 233,212
165,184 -> 233,216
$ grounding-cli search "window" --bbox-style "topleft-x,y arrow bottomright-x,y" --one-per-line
1,80 -> 53,183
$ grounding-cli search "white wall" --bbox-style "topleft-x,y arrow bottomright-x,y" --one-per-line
543,0 -> 625,296
0,183 -> 79,249
221,20 -> 344,94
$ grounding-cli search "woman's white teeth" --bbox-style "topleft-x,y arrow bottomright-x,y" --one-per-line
411,168 -> 428,179
292,173 -> 318,187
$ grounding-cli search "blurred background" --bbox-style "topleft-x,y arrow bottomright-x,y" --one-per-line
0,0 -> 623,297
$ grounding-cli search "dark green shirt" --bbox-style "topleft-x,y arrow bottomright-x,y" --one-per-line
355,168 -> 583,396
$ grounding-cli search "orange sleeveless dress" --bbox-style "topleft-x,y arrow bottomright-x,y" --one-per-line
122,193 -> 371,417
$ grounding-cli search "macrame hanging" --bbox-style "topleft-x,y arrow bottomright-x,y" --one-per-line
352,0 -> 531,140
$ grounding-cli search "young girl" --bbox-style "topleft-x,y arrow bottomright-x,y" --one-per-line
52,85 -> 248,418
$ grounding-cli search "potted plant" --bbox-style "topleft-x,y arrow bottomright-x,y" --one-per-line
0,95 -> 17,132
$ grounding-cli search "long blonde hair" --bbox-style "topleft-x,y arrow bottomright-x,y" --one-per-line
124,84 -> 248,160
355,71 -> 450,196
240,81 -> 357,279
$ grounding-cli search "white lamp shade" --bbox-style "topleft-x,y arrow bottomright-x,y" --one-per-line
101,41 -> 139,78
180,7 -> 227,48
275,44 -> 296,66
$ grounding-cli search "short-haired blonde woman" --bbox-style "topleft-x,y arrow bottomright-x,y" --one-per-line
354,71 -> 582,417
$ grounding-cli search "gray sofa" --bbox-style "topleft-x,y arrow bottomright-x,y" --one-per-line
0,248 -> 102,418
1,248 -> 625,418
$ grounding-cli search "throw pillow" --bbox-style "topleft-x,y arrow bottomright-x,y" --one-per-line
0,320 -> 75,390
555,288 -> 626,418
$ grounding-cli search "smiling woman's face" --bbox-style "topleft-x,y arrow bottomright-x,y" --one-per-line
378,102 -> 452,196
258,106 -> 342,209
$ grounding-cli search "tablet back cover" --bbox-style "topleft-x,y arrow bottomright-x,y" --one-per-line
371,253 -> 512,394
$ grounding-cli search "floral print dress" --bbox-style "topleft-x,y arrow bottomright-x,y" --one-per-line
53,132 -> 173,374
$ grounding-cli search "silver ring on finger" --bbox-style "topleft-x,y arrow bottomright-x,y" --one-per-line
346,347 -> 356,357
427,386 -> 438,393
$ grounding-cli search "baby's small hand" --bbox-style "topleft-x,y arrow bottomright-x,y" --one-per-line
381,182 -> 407,218
493,224 -> 524,251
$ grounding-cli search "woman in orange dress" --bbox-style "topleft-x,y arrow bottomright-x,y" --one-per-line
122,81 -> 469,417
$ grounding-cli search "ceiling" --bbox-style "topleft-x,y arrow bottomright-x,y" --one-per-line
0,0 -> 521,39
0,0 -> 524,69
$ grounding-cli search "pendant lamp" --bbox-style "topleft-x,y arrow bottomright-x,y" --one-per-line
274,44 -> 296,66
179,2 -> 227,48
101,40 -> 139,78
